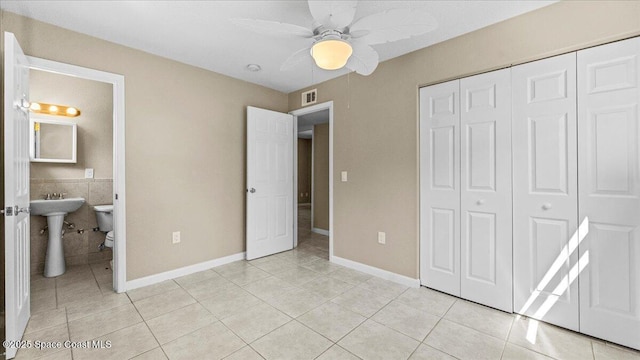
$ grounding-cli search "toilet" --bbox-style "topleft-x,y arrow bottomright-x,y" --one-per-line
94,205 -> 114,266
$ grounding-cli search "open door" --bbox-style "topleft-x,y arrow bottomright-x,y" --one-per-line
3,32 -> 31,359
246,106 -> 294,260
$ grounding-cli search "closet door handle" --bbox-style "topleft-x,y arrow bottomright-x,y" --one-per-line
542,203 -> 552,210
476,199 -> 485,205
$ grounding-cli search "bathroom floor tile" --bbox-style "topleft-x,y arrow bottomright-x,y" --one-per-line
24,307 -> 67,334
251,320 -> 332,360
30,287 -> 58,314
15,323 -> 69,360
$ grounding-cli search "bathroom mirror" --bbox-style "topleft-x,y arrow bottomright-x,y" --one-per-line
30,117 -> 77,163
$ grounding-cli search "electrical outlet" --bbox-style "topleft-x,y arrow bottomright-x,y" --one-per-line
378,231 -> 386,244
85,168 -> 94,179
341,171 -> 348,182
172,231 -> 181,244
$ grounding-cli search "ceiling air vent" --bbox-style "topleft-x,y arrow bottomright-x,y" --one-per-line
302,89 -> 317,106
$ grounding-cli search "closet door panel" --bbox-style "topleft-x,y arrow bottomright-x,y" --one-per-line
578,37 -> 640,350
420,80 -> 461,296
512,52 -> 579,331
460,69 -> 513,312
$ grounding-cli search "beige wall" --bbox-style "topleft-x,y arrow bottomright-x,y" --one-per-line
313,124 -> 329,231
1,10 -> 288,280
288,1 -> 640,278
297,138 -> 312,203
30,69 -> 113,179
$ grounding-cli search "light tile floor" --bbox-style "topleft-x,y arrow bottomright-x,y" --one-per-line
18,206 -> 640,360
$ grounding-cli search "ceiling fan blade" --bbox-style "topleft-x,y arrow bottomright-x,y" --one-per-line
349,8 -> 438,45
231,18 -> 314,38
308,0 -> 358,30
281,46 -> 312,71
345,40 -> 379,76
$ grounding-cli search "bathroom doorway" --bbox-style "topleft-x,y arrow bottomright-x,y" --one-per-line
290,102 -> 333,259
26,57 -> 126,292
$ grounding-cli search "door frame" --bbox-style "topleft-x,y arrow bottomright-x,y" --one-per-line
290,101 -> 334,259
26,56 -> 127,293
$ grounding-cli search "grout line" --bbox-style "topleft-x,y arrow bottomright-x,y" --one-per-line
499,317 -> 515,360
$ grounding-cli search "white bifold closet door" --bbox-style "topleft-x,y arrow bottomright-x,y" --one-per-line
577,37 -> 640,350
512,52 -> 580,331
420,80 -> 461,296
460,69 -> 513,312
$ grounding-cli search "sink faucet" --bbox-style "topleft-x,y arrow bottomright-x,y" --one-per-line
44,193 -> 52,200
58,193 -> 66,200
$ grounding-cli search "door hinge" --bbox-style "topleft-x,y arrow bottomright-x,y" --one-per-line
115,194 -> 118,200
2,206 -> 14,216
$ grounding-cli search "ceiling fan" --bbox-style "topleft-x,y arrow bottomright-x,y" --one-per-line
232,0 -> 438,76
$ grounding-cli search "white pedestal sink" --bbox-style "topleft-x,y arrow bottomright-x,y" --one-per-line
30,198 -> 85,277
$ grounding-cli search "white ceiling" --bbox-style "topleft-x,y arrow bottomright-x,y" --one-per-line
1,1 -> 555,93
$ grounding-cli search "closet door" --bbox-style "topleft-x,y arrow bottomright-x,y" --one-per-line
512,53 -> 579,331
419,80 -> 461,296
460,69 -> 513,312
577,37 -> 640,350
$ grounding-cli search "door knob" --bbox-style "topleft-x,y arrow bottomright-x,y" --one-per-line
542,203 -> 552,210
476,199 -> 485,205
249,188 -> 256,193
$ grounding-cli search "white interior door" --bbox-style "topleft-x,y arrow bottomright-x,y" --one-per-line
577,37 -> 640,350
246,106 -> 294,260
512,52 -> 579,331
419,80 -> 461,296
4,32 -> 31,359
460,69 -> 513,312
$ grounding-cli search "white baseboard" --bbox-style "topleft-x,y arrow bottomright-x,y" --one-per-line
126,252 -> 245,291
312,228 -> 330,236
331,255 -> 420,288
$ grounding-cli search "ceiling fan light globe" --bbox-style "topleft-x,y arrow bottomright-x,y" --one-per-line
311,39 -> 353,70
